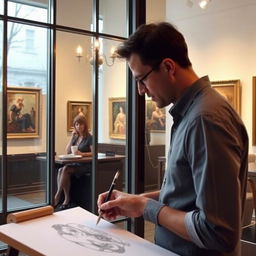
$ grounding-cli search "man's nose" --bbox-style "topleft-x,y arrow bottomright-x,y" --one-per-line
137,83 -> 147,96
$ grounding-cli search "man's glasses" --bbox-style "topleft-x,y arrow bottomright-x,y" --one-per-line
136,68 -> 154,86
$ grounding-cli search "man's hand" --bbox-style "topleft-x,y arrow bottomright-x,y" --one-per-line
97,190 -> 149,221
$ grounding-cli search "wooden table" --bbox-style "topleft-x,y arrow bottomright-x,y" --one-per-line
54,154 -> 125,165
53,154 -> 125,211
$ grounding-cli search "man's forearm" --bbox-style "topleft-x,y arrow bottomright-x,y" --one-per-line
140,190 -> 160,200
158,206 -> 190,241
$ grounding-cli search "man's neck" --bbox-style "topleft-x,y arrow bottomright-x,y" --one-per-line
175,67 -> 199,100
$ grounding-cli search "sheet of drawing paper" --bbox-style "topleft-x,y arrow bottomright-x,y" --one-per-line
0,207 -> 179,256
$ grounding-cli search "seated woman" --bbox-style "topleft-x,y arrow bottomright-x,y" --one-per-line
54,115 -> 92,210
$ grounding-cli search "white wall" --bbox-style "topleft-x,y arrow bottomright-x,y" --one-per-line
166,0 -> 256,153
147,0 -> 166,23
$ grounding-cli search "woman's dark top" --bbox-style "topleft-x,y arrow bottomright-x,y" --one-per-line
68,134 -> 93,177
70,134 -> 92,153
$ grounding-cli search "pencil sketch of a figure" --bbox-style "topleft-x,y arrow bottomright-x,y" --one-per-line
52,223 -> 129,253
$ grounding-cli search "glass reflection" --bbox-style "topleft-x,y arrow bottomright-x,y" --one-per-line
7,22 -> 48,210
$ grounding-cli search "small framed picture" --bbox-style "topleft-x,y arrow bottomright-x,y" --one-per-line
109,97 -> 126,139
212,80 -> 241,115
7,87 -> 40,139
145,100 -> 166,133
67,101 -> 92,132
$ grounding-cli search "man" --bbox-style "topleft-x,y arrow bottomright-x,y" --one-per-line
97,22 -> 248,256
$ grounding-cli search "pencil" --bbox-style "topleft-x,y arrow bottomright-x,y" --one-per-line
96,170 -> 120,225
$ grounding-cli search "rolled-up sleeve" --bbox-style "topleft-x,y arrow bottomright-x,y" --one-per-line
185,211 -> 205,248
143,199 -> 165,225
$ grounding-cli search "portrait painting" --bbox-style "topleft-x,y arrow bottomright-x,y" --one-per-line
212,80 -> 241,115
253,77 -> 256,145
67,101 -> 92,132
7,87 -> 40,139
109,97 -> 126,139
145,100 -> 166,133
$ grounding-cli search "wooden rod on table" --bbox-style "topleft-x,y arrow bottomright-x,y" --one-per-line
7,205 -> 54,223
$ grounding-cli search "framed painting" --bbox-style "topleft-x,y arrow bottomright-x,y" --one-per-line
253,77 -> 256,145
211,80 -> 241,115
145,100 -> 166,133
7,87 -> 40,139
67,101 -> 92,132
109,97 -> 126,139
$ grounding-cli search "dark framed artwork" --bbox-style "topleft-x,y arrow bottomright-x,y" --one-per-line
145,100 -> 166,133
109,97 -> 126,139
212,80 -> 241,115
253,77 -> 256,145
7,87 -> 40,139
67,101 -> 92,132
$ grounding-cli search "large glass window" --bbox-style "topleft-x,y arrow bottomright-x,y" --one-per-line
0,0 -> 137,235
55,31 -> 93,210
6,22 -> 48,210
97,37 -> 127,194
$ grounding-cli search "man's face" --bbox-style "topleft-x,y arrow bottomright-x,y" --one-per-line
128,54 -> 174,108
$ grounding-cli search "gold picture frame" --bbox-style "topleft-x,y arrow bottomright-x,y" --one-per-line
253,77 -> 256,145
109,97 -> 126,140
67,101 -> 92,132
7,87 -> 40,139
145,100 -> 166,133
212,80 -> 241,115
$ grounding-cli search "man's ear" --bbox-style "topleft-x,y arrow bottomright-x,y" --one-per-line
163,58 -> 175,74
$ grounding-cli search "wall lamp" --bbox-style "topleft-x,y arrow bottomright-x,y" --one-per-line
89,39 -> 117,67
76,40 -> 117,66
76,45 -> 83,62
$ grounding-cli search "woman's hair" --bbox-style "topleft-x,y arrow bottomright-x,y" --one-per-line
73,115 -> 90,137
116,22 -> 191,69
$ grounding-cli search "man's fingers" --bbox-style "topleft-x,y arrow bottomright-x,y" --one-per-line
101,197 -> 121,211
97,191 -> 108,208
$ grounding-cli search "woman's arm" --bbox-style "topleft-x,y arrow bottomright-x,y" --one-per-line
65,130 -> 77,154
78,145 -> 93,157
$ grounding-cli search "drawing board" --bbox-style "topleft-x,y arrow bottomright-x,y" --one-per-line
0,207 -> 178,256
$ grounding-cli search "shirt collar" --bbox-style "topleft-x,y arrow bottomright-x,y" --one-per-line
169,76 -> 211,120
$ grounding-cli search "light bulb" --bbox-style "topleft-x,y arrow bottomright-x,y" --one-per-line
76,45 -> 83,56
94,39 -> 100,50
199,0 -> 210,9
